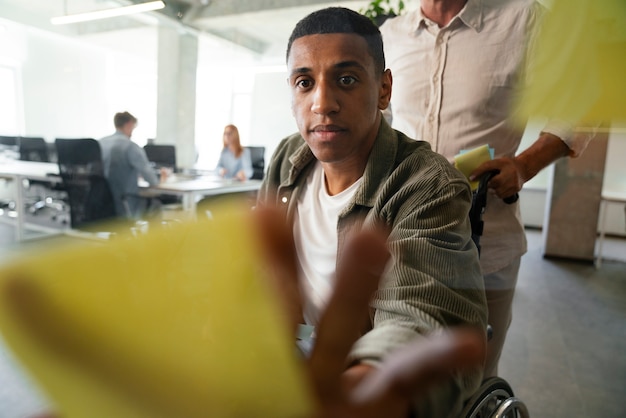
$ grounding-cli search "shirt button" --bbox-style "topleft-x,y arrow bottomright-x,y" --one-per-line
281,196 -> 288,204
428,115 -> 435,122
433,75 -> 438,82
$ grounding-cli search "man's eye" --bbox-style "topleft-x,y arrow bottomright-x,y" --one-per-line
296,79 -> 312,89
338,76 -> 357,86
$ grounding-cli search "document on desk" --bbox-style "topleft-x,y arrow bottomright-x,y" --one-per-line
0,205 -> 312,418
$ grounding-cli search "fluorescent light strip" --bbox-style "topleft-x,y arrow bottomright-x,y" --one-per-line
51,1 -> 165,25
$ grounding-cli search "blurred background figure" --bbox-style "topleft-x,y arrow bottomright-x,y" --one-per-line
216,124 -> 253,181
100,111 -> 159,219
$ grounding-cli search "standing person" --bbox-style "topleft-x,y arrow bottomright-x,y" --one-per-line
216,124 -> 253,181
258,7 -> 487,417
99,111 -> 159,218
380,0 -> 593,377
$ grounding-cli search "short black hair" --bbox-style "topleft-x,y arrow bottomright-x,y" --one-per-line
114,111 -> 137,128
286,7 -> 385,75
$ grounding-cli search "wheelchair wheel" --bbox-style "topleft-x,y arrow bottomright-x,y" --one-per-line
460,377 -> 527,418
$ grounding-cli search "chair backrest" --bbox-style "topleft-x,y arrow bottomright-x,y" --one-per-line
56,138 -> 105,175
0,135 -> 18,147
246,146 -> 265,180
144,144 -> 177,171
0,135 -> 19,157
55,138 -> 116,229
19,137 -> 49,162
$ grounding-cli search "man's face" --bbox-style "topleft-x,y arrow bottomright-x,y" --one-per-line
287,33 -> 391,167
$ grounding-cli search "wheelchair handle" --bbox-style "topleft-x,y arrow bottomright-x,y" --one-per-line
479,170 -> 519,204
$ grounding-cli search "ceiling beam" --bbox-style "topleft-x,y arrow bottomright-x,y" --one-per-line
193,0 -> 363,18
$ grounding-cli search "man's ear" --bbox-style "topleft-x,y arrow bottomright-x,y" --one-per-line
378,69 -> 392,110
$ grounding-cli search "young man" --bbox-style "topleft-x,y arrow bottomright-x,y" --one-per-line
258,7 -> 487,417
99,111 -> 159,218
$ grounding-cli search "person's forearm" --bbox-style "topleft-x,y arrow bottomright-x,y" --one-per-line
514,132 -> 570,183
342,363 -> 376,391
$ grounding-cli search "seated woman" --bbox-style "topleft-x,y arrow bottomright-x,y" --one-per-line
216,124 -> 253,181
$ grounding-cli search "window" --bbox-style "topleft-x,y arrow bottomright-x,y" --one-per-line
0,65 -> 21,135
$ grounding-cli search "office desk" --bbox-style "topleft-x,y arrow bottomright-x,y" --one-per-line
0,160 -> 61,241
141,175 -> 263,213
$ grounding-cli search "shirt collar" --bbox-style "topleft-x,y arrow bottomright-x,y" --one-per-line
415,0 -> 484,33
114,129 -> 131,140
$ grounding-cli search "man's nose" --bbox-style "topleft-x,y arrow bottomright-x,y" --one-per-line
311,82 -> 340,115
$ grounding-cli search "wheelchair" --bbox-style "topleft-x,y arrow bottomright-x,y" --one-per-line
460,171 -> 530,418
460,376 -> 529,418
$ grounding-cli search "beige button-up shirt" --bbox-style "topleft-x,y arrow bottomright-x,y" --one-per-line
381,0 -> 583,274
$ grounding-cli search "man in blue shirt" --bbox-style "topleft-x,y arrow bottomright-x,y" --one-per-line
99,111 -> 159,218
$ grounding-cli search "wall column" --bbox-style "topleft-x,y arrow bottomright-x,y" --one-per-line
156,26 -> 198,169
542,128 -> 610,262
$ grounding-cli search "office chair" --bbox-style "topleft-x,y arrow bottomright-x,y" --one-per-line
0,135 -> 19,151
246,146 -> 265,180
0,136 -> 20,214
17,137 -> 67,218
55,138 -> 117,231
18,136 -> 49,162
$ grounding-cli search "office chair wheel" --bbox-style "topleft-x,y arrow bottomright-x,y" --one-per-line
460,377 -> 528,418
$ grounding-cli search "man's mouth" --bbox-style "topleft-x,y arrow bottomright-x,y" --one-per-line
310,125 -> 345,134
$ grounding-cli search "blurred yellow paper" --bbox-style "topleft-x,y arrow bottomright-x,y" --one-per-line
0,205 -> 312,418
454,145 -> 492,191
516,0 -> 626,125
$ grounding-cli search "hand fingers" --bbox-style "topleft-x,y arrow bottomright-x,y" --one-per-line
350,327 -> 486,405
471,159 -> 521,199
309,228 -> 390,402
251,206 -> 303,332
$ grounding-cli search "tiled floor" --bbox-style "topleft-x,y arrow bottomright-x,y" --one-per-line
499,230 -> 626,418
0,226 -> 625,418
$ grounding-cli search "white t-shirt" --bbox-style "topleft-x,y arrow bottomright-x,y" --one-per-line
293,162 -> 362,326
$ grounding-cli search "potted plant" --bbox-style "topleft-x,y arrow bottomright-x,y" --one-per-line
360,0 -> 406,26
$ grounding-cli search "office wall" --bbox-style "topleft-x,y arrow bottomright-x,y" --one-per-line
0,18 -> 157,144
250,70 -> 297,162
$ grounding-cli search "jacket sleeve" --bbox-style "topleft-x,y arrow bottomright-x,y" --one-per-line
348,160 -> 487,417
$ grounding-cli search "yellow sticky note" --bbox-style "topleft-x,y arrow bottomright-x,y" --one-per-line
515,0 -> 626,125
454,145 -> 492,191
0,204 -> 312,418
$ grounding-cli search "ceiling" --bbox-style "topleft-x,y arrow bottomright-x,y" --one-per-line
0,0 -> 377,60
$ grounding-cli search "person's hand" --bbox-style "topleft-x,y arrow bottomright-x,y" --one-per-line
218,168 -> 227,178
469,157 -> 526,200
253,207 -> 487,418
235,170 -> 247,182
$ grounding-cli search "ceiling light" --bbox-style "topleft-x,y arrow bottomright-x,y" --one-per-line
51,1 -> 165,25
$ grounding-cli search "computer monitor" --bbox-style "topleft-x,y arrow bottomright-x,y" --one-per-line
144,144 -> 177,172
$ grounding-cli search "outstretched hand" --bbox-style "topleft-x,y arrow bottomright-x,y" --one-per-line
253,207 -> 487,418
